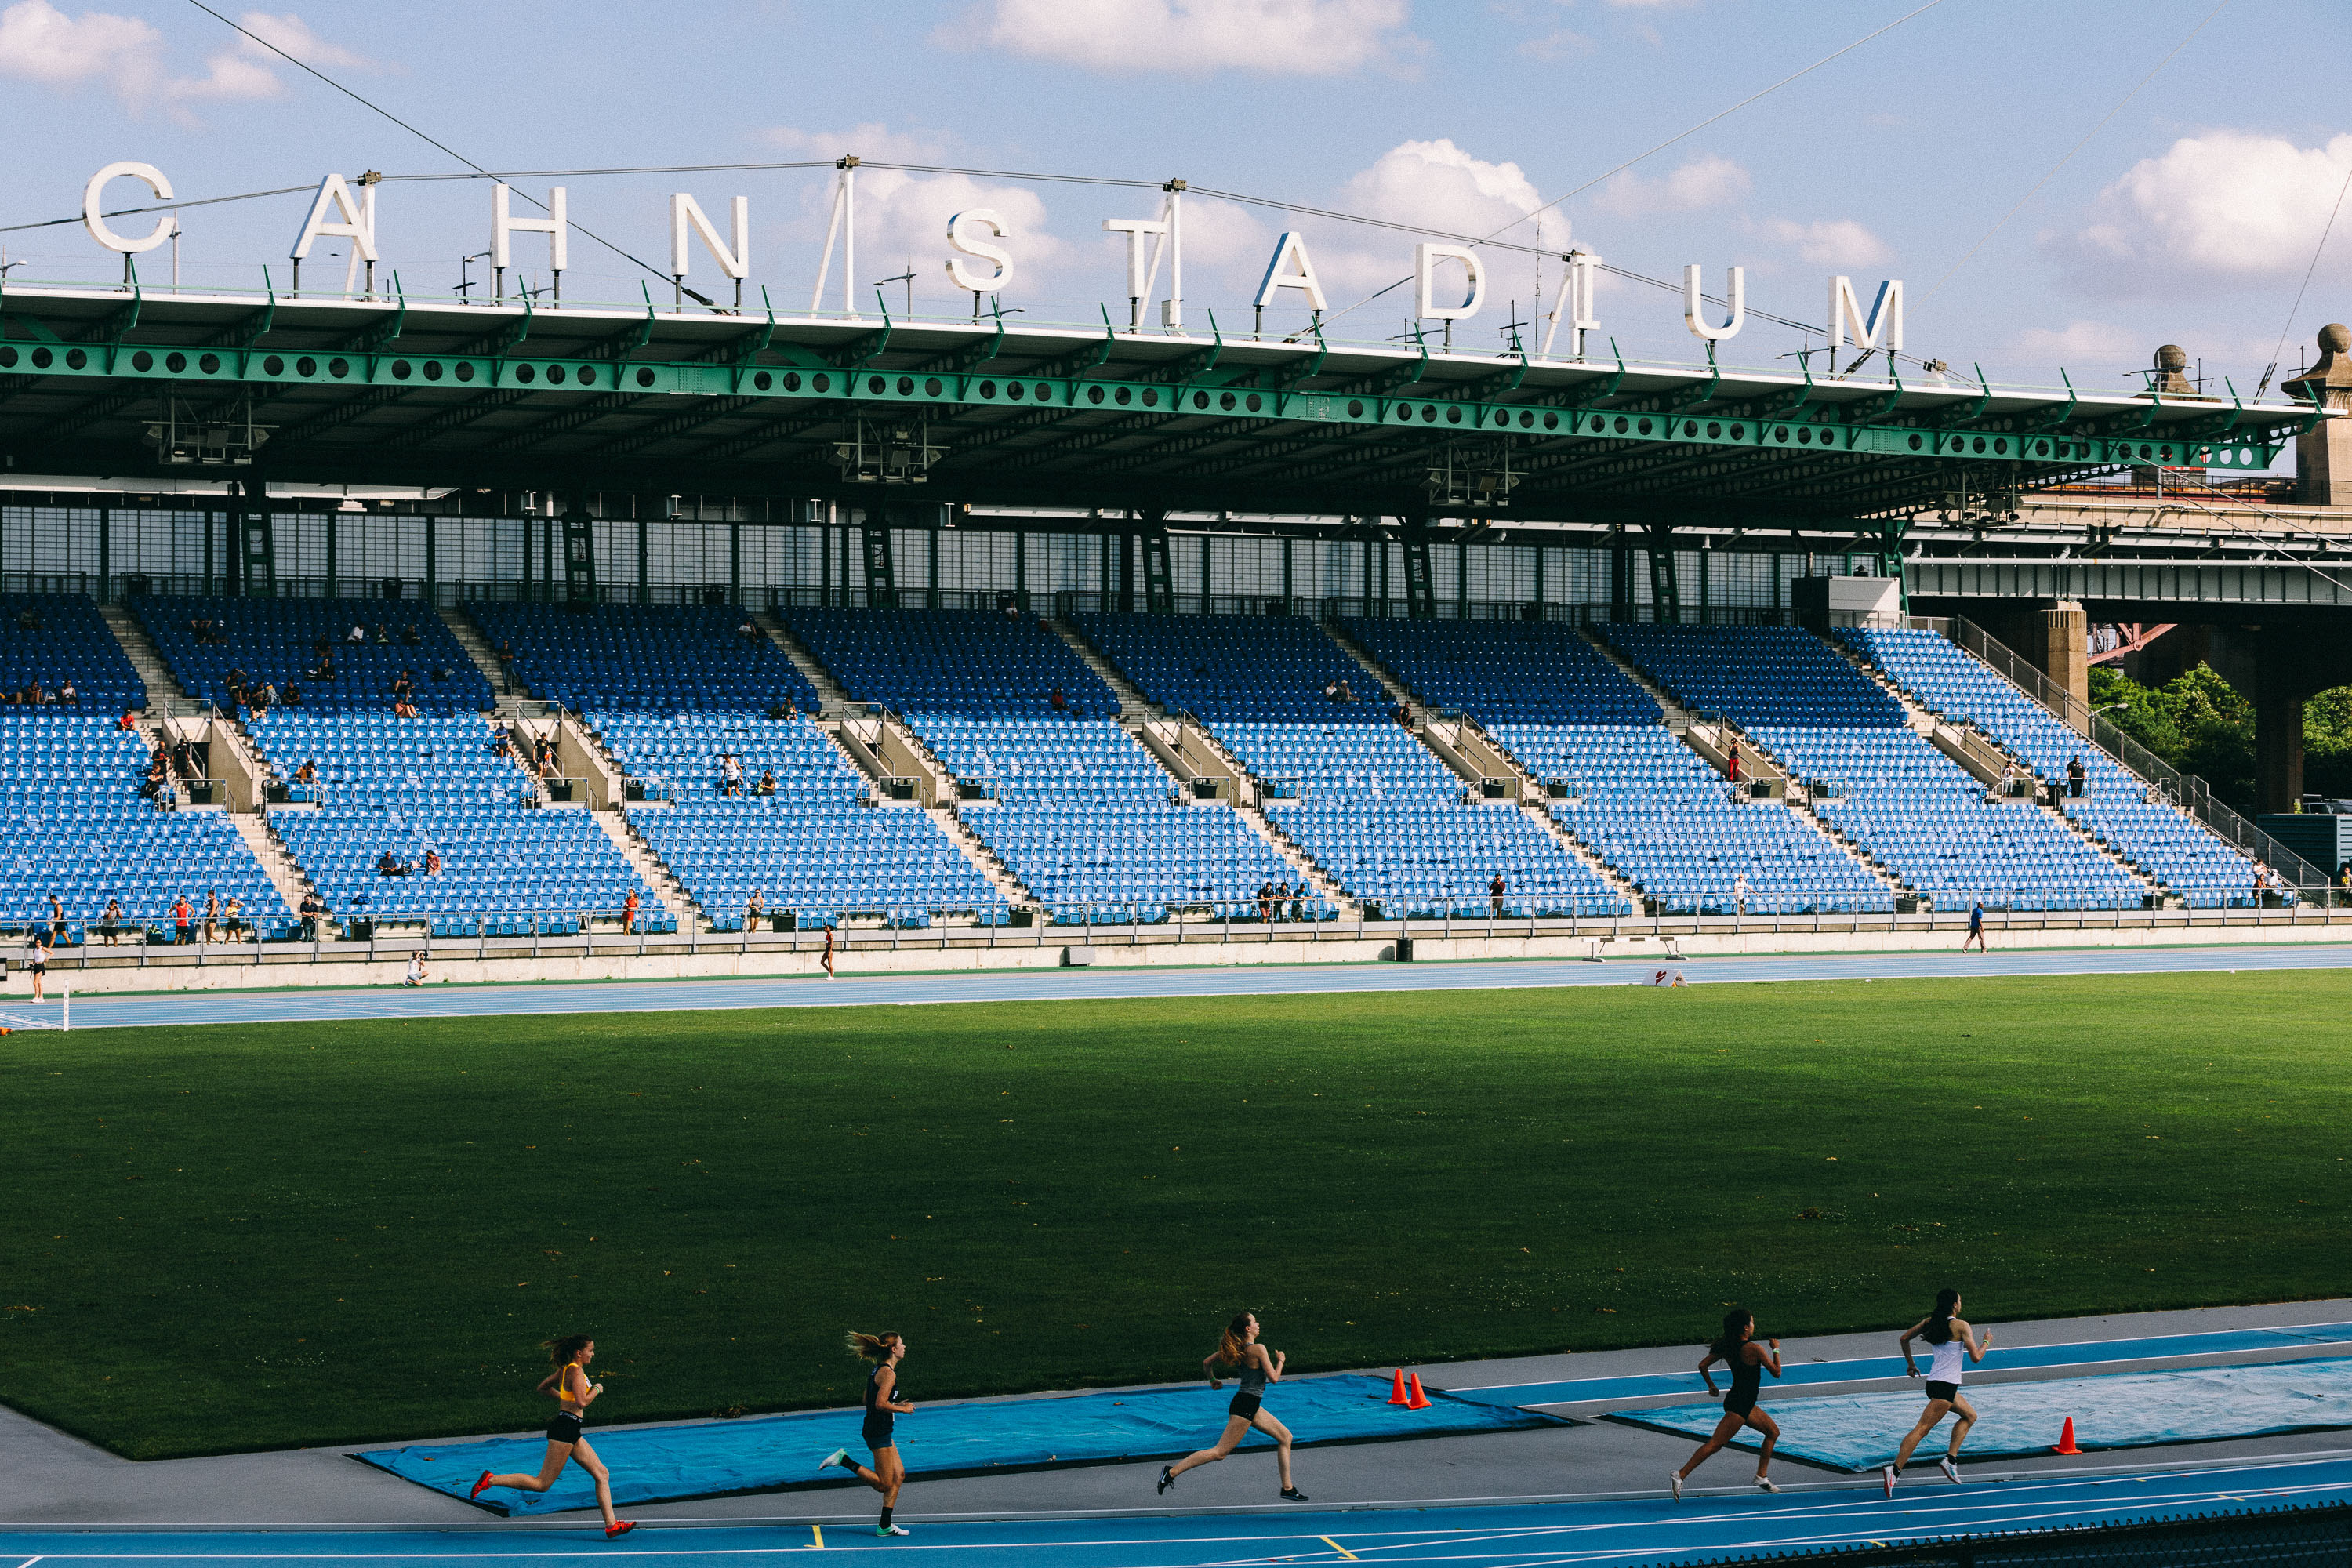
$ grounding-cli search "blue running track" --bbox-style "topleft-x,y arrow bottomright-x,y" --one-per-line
19,942 -> 2352,1032
4,1457 -> 2348,1566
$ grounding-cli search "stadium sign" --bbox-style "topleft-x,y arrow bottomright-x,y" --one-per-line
78,162 -> 1904,360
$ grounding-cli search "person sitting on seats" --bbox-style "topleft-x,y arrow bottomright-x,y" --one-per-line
117,707 -> 139,731
281,681 -> 303,707
1050,686 -> 1069,713
372,623 -> 392,645
294,759 -> 319,786
299,891 -> 326,942
400,622 -> 423,645
394,696 -> 420,719
347,622 -> 368,644
378,850 -> 411,877
58,678 -> 76,705
756,768 -> 777,797
423,848 -> 443,877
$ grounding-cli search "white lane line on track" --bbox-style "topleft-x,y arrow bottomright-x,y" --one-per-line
1442,1320 -> 2352,1393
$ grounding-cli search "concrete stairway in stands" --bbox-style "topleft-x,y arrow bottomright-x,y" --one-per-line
755,612 -> 854,715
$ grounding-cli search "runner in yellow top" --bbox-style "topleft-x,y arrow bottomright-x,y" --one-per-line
471,1334 -> 636,1537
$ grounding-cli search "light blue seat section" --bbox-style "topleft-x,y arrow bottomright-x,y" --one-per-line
0,593 -> 146,710
591,710 -> 1006,930
1076,614 -> 1628,917
132,596 -> 492,714
246,710 -> 667,935
1499,724 -> 1894,916
467,603 -> 821,713
1339,618 -> 1659,724
1840,626 -> 2267,909
1604,623 -> 2144,912
789,608 -> 1301,921
916,715 -> 1321,923
0,713 -> 289,938
787,607 -> 1115,717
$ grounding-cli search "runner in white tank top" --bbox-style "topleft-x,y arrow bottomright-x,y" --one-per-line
1884,1288 -> 1992,1495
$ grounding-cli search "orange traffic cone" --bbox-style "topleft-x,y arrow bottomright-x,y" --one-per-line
1406,1373 -> 1432,1410
2051,1417 -> 2082,1455
1387,1368 -> 1410,1406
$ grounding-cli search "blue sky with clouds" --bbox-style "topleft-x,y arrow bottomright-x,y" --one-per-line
1,0 -> 2347,400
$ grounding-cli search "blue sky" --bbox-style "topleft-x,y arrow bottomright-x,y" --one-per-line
2,0 -> 2347,400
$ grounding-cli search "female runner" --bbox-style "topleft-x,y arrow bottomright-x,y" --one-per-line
470,1334 -> 635,1537
1670,1308 -> 1783,1500
1156,1312 -> 1308,1501
1884,1288 -> 1991,1494
820,1331 -> 914,1536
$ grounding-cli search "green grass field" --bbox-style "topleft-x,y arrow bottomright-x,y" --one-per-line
3,972 -> 2347,1460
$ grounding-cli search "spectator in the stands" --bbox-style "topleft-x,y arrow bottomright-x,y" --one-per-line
746,888 -> 765,926
737,616 -> 762,643
95,896 -> 125,946
172,736 -> 195,777
1322,678 -> 1340,702
622,889 -> 641,933
172,893 -> 193,944
347,622 -> 367,644
117,707 -> 138,731
423,848 -> 443,877
15,608 -> 40,632
48,891 -> 67,942
223,895 -> 245,943
2067,756 -> 2086,798
1049,685 -> 1069,713
294,759 -> 318,786
1257,880 -> 1275,922
58,678 -> 76,704
394,696 -> 419,719
495,638 -> 515,690
1335,677 -> 1356,703
392,670 -> 416,702
719,753 -> 745,797
252,681 -> 278,710
201,890 -> 220,943
299,891 -> 326,942
377,849 -> 410,877
756,768 -> 777,797
372,622 -> 391,645
1490,873 -> 1507,916
282,681 -> 303,707
140,755 -> 168,799
155,772 -> 178,811
400,622 -> 423,645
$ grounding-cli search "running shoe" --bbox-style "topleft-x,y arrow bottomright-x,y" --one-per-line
876,1524 -> 910,1537
1755,1476 -> 1780,1493
1940,1456 -> 1961,1485
604,1522 -> 637,1538
1882,1465 -> 1897,1498
1670,1471 -> 1682,1502
1281,1487 -> 1310,1501
470,1472 -> 494,1501
1156,1465 -> 1175,1495
820,1446 -> 852,1472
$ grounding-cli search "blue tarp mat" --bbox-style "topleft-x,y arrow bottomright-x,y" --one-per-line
1613,1355 -> 2352,1471
358,1374 -> 1558,1515
1446,1320 -> 2352,1409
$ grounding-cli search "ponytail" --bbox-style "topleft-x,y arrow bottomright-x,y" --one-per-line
846,1330 -> 902,1362
1709,1308 -> 1754,1362
543,1333 -> 593,1367
1921,1288 -> 1960,1345
1215,1312 -> 1256,1368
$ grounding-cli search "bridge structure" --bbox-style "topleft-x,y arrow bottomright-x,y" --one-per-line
0,279 -> 2347,808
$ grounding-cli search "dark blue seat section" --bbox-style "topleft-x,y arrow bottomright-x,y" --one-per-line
0,713 -> 291,939
1079,614 -> 1628,919
133,597 -> 492,714
1343,617 -> 1883,916
788,608 -> 1114,717
0,594 -> 144,710
1604,624 -> 2143,913
467,604 -> 819,713
1841,626 -> 2265,909
593,710 -> 1006,931
245,710 -> 670,935
1073,612 -> 1380,723
790,609 -> 1312,924
1341,619 -> 1657,724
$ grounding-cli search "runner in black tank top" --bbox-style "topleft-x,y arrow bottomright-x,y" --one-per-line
1156,1311 -> 1308,1501
1671,1309 -> 1783,1501
820,1331 -> 913,1537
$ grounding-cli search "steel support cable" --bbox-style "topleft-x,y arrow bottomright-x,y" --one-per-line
1919,0 -> 2228,303
183,0 -> 691,297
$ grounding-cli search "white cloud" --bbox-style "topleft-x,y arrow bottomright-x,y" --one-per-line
767,123 -> 1073,312
0,0 -> 368,117
2005,318 -> 2145,367
1519,27 -> 1593,60
1757,217 -> 1890,267
1590,152 -> 1749,216
2051,129 -> 2352,294
958,0 -> 1423,76
1308,137 -> 1544,296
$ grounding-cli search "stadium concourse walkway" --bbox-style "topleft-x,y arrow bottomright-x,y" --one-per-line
9,939 -> 2352,1031
2,1302 -> 2348,1563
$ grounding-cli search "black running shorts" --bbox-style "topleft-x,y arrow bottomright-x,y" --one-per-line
546,1412 -> 584,1445
1925,1380 -> 1960,1403
1723,1392 -> 1757,1417
1229,1390 -> 1262,1420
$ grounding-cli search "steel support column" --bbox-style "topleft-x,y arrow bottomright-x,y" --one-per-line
561,501 -> 595,604
862,509 -> 896,608
232,480 -> 274,597
1141,512 -> 1173,614
1400,511 -> 1436,620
